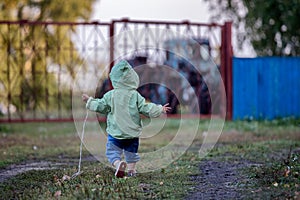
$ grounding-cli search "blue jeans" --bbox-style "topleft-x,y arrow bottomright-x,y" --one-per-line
106,134 -> 140,165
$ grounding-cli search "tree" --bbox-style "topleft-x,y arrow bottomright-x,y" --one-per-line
204,0 -> 300,56
0,0 -> 95,21
0,0 -> 97,118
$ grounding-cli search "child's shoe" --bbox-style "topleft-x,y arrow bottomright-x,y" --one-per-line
115,161 -> 127,178
127,170 -> 137,177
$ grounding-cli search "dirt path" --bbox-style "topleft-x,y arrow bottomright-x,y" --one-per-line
186,157 -> 259,200
0,156 -> 97,183
0,161 -> 66,183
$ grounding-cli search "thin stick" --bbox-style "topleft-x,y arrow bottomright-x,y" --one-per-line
72,110 -> 89,179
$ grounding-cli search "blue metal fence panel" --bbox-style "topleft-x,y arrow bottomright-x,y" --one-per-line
233,57 -> 300,120
233,58 -> 257,119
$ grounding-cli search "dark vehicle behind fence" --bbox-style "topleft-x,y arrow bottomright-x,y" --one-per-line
96,38 -> 220,115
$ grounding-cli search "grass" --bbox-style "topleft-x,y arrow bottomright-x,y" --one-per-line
0,122 -> 82,168
0,120 -> 200,199
0,153 -> 198,199
0,118 -> 299,199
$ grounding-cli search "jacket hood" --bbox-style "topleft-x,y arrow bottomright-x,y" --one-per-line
109,60 -> 139,89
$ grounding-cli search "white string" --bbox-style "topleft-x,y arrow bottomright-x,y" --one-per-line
72,110 -> 89,178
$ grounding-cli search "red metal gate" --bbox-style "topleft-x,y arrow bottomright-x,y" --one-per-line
0,19 -> 232,122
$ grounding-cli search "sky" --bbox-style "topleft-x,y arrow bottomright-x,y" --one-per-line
91,0 -> 210,22
91,0 -> 255,57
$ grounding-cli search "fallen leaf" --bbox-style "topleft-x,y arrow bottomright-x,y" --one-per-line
54,190 -> 61,197
53,175 -> 62,186
284,166 -> 291,177
61,175 -> 71,182
75,184 -> 81,190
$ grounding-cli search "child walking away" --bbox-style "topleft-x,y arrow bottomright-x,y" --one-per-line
82,60 -> 171,178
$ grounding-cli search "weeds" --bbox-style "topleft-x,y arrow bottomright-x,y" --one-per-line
241,144 -> 299,199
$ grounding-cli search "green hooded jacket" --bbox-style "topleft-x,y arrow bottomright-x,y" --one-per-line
86,60 -> 163,139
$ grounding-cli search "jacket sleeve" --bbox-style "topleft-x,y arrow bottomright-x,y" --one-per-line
137,92 -> 163,118
86,93 -> 111,114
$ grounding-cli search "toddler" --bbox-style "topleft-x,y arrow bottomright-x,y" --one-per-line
82,60 -> 170,178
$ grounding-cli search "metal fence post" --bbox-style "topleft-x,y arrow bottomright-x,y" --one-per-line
108,20 -> 115,90
6,24 -> 11,122
221,21 -> 233,120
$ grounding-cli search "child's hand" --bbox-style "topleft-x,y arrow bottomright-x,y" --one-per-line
82,94 -> 90,103
162,103 -> 171,113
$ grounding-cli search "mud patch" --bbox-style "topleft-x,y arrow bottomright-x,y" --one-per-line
186,158 -> 260,200
0,161 -> 65,183
0,155 -> 97,183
